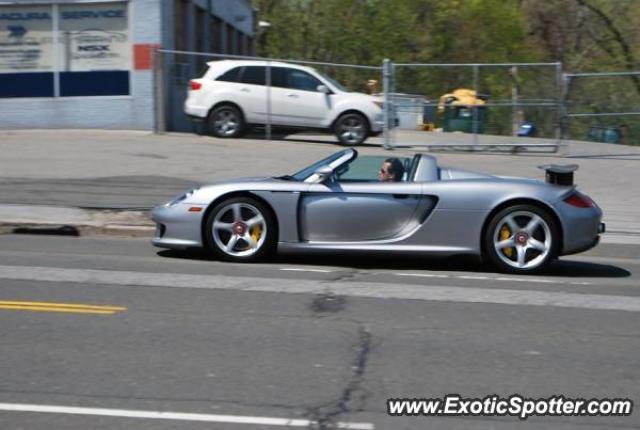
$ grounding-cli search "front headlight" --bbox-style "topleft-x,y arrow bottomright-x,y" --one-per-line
167,189 -> 197,207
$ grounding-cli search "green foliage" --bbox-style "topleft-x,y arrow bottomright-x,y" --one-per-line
252,0 -> 639,143
253,0 -> 533,64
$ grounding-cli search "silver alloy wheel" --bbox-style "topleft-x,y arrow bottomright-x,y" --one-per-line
212,202 -> 267,257
212,109 -> 240,136
338,116 -> 366,144
492,210 -> 552,270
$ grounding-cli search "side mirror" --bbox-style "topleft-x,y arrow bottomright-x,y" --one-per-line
312,165 -> 334,183
317,84 -> 330,94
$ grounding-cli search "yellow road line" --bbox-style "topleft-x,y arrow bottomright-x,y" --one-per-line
0,301 -> 126,311
0,301 -> 126,315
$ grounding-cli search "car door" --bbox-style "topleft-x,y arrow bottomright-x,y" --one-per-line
235,66 -> 268,124
299,180 -> 425,242
271,67 -> 331,127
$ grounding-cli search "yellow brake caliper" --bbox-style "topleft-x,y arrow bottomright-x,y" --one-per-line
500,225 -> 513,258
251,225 -> 262,244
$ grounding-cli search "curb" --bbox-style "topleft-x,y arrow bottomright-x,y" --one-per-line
0,222 -> 154,238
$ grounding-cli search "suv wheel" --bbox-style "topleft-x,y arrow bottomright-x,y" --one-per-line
208,105 -> 244,138
334,113 -> 369,146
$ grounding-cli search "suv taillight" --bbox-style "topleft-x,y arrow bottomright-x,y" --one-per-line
190,80 -> 202,90
564,191 -> 595,208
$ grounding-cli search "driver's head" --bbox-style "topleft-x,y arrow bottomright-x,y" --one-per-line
379,158 -> 405,182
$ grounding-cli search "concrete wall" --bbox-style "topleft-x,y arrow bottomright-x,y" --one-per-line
0,0 -> 162,130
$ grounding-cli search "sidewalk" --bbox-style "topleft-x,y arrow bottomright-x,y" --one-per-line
1,129 -> 639,239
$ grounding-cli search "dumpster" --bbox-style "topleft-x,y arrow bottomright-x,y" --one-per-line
442,105 -> 487,133
439,89 -> 488,134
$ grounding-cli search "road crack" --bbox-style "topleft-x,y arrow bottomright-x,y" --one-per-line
305,325 -> 372,429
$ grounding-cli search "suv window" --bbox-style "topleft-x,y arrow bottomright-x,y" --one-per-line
270,67 -> 287,88
285,69 -> 322,92
216,66 -> 242,82
239,66 -> 265,85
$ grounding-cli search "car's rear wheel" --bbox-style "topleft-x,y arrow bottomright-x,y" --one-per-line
483,204 -> 558,273
205,197 -> 276,262
334,113 -> 369,145
208,105 -> 244,138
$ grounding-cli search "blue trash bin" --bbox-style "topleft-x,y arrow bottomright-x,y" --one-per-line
517,122 -> 537,137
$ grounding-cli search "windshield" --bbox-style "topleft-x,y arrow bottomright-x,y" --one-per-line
316,71 -> 348,92
289,150 -> 354,181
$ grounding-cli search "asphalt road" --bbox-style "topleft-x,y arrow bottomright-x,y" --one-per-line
0,234 -> 639,430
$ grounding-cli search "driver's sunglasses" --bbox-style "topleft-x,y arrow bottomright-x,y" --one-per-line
380,167 -> 393,175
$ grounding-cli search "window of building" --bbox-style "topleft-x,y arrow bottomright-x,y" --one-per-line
174,0 -> 187,52
0,2 -> 130,98
58,2 -> 129,96
210,17 -> 222,53
0,5 -> 55,97
226,23 -> 233,54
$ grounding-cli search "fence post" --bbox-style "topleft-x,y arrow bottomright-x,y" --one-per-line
472,64 -> 479,147
383,58 -> 392,149
560,71 -> 571,143
266,60 -> 272,141
153,48 -> 166,134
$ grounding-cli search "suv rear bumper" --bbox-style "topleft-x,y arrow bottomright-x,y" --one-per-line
184,103 -> 208,119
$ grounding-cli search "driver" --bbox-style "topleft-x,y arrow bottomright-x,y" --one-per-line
379,158 -> 405,182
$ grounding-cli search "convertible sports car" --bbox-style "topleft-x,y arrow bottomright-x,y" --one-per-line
152,149 -> 604,273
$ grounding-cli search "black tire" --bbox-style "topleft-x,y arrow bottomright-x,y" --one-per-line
204,196 -> 276,262
483,204 -> 559,274
334,112 -> 369,146
207,104 -> 245,138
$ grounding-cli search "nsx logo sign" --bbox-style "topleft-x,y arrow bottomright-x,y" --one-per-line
78,45 -> 110,52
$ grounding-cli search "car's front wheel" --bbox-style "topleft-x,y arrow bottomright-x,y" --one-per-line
483,204 -> 558,273
334,112 -> 369,145
208,105 -> 245,138
205,197 -> 276,262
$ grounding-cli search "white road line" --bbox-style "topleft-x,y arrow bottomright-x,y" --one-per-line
279,268 -> 334,273
395,273 -> 449,278
395,272 -> 587,285
0,265 -> 634,312
0,403 -> 374,430
495,277 -> 557,284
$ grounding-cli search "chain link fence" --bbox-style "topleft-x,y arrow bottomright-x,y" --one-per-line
563,71 -> 640,146
385,61 -> 563,151
152,49 -> 637,151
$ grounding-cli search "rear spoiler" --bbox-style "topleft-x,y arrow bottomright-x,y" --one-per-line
538,164 -> 578,186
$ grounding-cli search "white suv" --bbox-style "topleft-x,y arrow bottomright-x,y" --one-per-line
184,60 -> 384,145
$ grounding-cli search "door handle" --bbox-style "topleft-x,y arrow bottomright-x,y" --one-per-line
393,194 -> 409,199
286,93 -> 299,98
240,88 -> 250,92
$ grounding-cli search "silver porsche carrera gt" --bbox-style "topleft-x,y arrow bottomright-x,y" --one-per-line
151,149 -> 604,273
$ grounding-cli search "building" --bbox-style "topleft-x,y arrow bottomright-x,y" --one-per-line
0,0 -> 256,131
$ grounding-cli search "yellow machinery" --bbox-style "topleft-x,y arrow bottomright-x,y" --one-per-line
438,88 -> 486,112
